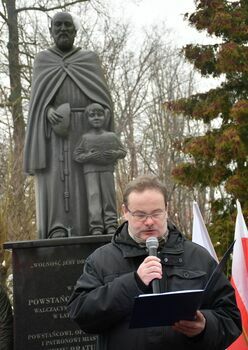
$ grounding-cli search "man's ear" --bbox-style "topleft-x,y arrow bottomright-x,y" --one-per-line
166,201 -> 169,215
122,204 -> 129,221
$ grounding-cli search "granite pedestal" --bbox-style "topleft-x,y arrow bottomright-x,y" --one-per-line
4,235 -> 112,350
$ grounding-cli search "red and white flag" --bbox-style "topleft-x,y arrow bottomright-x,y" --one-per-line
192,201 -> 219,262
228,200 -> 248,349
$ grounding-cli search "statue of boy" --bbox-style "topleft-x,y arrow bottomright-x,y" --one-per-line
73,103 -> 126,235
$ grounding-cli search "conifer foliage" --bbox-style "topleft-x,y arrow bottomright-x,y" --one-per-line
168,0 -> 248,253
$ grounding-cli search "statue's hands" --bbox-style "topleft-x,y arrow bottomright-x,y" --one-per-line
47,107 -> 64,125
103,150 -> 115,160
75,149 -> 117,164
74,150 -> 103,163
104,150 -> 126,161
87,150 -> 102,161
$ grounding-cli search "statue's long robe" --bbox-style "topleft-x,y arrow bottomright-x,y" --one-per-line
23,47 -> 113,238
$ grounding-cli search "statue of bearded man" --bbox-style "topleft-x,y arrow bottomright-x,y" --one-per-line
23,12 -> 114,238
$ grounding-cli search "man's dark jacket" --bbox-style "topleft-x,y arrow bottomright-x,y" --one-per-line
68,222 -> 241,350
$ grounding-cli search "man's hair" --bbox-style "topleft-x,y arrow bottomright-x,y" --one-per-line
123,175 -> 168,208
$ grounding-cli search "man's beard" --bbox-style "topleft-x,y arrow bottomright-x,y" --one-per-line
56,36 -> 74,51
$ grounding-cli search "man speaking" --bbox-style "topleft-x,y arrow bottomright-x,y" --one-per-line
68,175 -> 241,349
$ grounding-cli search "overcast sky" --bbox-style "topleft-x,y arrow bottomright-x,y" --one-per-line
108,0 -> 213,47
107,0 -> 219,91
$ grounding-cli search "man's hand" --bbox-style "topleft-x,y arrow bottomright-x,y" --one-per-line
137,256 -> 162,286
172,310 -> 206,337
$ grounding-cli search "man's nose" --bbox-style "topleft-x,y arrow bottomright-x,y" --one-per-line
144,215 -> 154,224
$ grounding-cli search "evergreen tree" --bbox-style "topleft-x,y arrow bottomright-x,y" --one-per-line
168,0 -> 248,255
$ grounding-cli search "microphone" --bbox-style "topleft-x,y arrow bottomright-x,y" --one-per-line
146,237 -> 160,294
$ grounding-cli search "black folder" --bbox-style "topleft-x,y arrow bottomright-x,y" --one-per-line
129,240 -> 235,328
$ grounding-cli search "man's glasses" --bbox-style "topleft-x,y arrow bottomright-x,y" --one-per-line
126,206 -> 166,223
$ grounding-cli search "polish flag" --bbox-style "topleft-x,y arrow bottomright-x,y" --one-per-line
192,201 -> 219,262
228,200 -> 248,349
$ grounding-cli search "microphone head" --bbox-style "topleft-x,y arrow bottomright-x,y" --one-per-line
146,236 -> 159,250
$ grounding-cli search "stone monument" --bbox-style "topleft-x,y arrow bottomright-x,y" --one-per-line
4,235 -> 112,350
23,12 -> 124,239
12,11 -> 127,350
73,102 -> 126,235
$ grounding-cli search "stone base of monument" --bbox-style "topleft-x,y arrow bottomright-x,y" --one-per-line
4,235 -> 112,350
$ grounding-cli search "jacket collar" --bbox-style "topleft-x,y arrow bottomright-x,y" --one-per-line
112,221 -> 185,266
112,222 -> 146,258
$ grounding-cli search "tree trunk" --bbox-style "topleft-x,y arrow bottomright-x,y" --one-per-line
4,0 -> 27,245
6,0 -> 25,203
